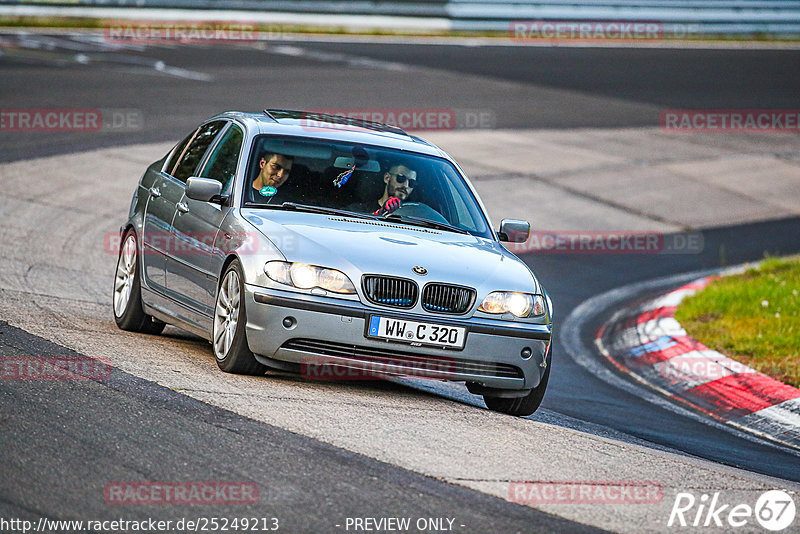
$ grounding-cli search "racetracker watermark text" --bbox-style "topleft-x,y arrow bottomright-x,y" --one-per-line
510,480 -> 663,504
104,482 -> 258,506
1,356 -> 112,381
510,21 -> 700,41
652,354 -> 756,383
103,21 -> 262,44
0,109 -> 143,132
105,231 -> 285,256
661,110 -> 800,133
506,231 -> 704,255
300,356 -> 457,381
301,109 -> 496,131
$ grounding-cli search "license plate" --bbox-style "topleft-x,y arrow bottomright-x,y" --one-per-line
366,315 -> 466,349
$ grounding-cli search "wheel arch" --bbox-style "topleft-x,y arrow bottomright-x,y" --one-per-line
218,253 -> 241,290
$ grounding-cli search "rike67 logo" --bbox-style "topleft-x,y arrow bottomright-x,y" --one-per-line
668,490 -> 796,531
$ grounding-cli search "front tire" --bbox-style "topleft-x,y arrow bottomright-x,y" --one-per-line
484,354 -> 551,417
213,260 -> 266,375
113,230 -> 166,335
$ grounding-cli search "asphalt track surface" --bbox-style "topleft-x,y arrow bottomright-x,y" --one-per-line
2,33 -> 800,530
0,320 -> 599,533
2,35 -> 800,162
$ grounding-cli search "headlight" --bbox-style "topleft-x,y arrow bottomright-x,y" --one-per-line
478,292 -> 546,318
265,261 -> 356,294
290,263 -> 317,289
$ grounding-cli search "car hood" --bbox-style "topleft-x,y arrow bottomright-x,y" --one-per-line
241,209 -> 539,293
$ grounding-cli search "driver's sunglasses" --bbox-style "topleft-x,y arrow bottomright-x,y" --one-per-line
393,173 -> 417,187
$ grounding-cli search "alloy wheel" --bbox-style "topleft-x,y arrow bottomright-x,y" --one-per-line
214,269 -> 241,360
113,235 -> 137,317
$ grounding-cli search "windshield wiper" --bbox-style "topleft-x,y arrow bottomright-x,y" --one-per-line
249,203 -> 469,234
277,202 -> 381,220
383,214 -> 470,235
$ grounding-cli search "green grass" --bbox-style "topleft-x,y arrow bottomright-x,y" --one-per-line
0,17 -> 106,29
675,256 -> 800,387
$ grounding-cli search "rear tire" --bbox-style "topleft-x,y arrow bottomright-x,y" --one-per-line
213,260 -> 266,375
113,230 -> 166,335
484,353 -> 551,417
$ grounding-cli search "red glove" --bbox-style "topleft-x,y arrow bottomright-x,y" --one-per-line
374,196 -> 401,216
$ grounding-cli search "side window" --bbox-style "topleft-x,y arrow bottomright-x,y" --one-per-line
199,124 -> 243,194
171,120 -> 226,183
164,131 -> 195,175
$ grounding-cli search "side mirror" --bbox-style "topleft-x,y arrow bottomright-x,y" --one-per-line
498,219 -> 530,243
186,176 -> 224,203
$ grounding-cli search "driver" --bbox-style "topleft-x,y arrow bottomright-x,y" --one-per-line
348,162 -> 417,214
250,152 -> 294,203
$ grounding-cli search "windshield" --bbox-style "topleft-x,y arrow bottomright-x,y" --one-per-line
242,135 -> 493,238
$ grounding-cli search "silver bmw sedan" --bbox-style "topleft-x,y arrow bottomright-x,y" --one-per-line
113,110 -> 552,416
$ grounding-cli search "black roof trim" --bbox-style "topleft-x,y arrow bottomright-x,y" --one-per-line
265,109 -> 410,137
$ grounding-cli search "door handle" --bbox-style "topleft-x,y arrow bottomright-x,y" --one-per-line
176,202 -> 189,213
149,186 -> 161,198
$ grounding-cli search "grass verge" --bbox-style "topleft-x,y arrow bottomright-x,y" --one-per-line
675,256 -> 800,388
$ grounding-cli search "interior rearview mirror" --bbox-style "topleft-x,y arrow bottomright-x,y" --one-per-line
498,219 -> 530,243
186,177 -> 224,203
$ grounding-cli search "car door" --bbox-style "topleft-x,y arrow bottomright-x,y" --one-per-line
163,120 -> 230,317
141,130 -> 196,293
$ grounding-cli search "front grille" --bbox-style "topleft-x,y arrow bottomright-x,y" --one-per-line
422,283 -> 476,314
362,275 -> 418,309
282,338 -> 524,379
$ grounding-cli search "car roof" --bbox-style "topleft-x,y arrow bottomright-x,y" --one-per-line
212,110 -> 448,159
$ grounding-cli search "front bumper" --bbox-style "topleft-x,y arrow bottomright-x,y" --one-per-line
244,285 -> 551,390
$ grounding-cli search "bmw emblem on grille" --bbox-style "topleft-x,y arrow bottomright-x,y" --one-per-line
412,266 -> 428,276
